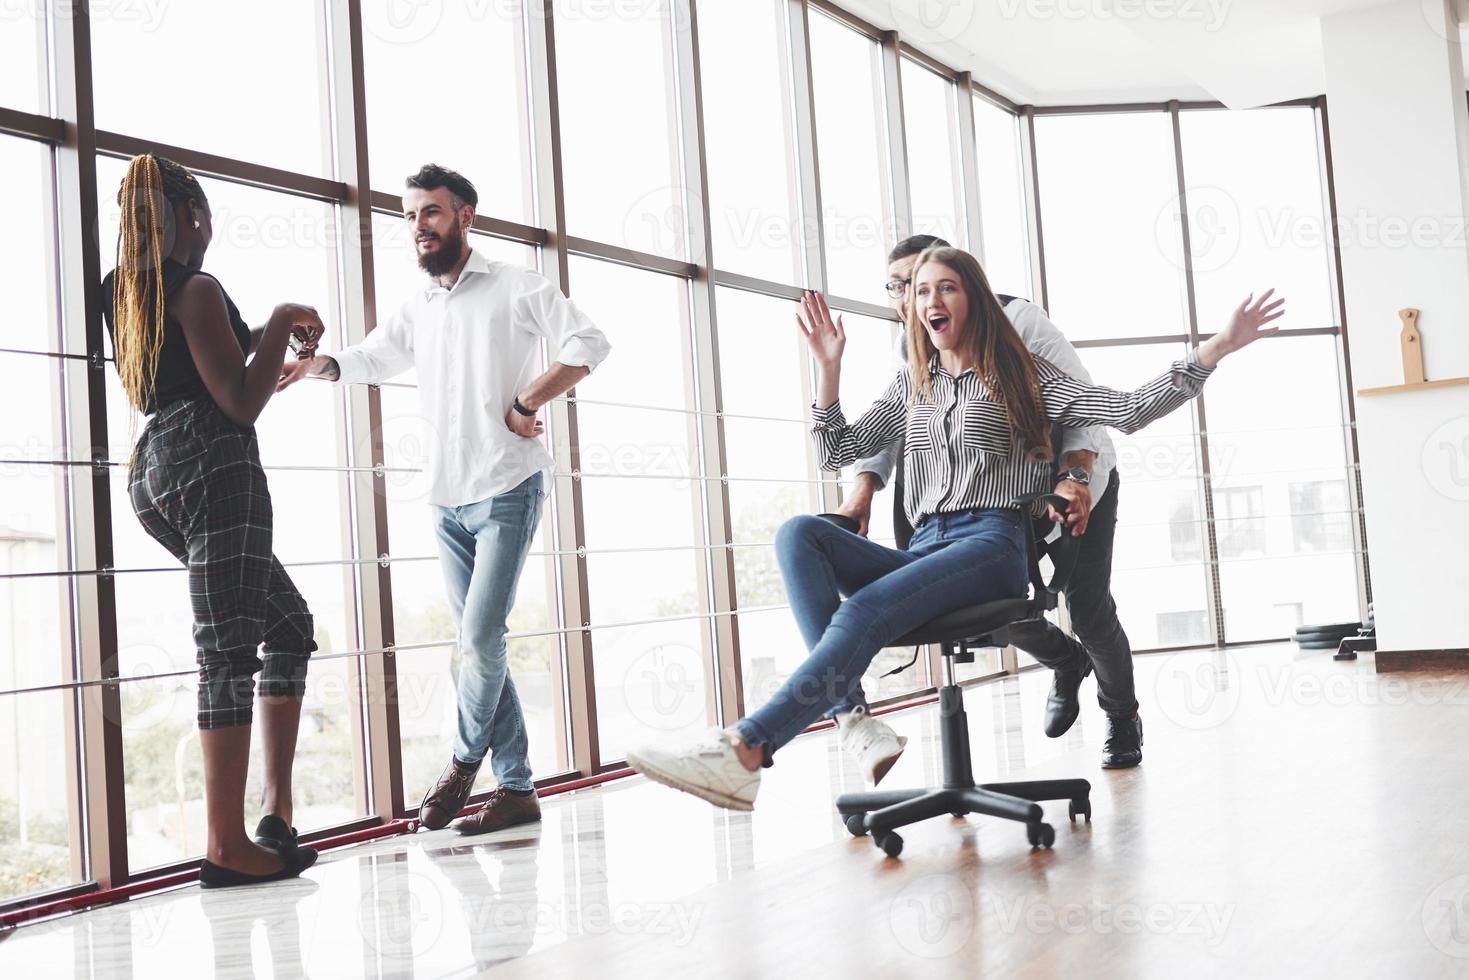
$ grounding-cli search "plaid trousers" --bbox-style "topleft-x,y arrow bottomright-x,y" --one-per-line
128,395 -> 316,729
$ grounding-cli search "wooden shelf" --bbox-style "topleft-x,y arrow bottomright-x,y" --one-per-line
1357,376 -> 1469,397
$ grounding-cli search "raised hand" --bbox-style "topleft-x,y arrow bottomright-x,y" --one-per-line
1200,290 -> 1285,368
795,291 -> 845,370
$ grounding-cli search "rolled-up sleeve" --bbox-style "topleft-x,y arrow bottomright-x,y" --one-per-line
854,439 -> 901,488
517,271 -> 611,372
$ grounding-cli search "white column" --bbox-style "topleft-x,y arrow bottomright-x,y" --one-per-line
1321,0 -> 1469,650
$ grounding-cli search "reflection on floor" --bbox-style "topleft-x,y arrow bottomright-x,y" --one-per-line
4,643 -> 1469,978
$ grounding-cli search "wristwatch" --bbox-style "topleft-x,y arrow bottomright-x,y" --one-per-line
512,396 -> 537,417
1057,467 -> 1091,486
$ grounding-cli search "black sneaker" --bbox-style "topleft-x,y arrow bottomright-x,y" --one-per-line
1101,712 -> 1143,769
1043,659 -> 1092,738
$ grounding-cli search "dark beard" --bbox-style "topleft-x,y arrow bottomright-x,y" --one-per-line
417,227 -> 464,277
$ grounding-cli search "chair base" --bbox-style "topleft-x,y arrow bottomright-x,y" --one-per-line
834,684 -> 1091,858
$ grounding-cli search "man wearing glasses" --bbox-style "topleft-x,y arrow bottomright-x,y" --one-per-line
831,234 -> 1143,770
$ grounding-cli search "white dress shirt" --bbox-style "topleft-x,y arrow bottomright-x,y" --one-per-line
856,297 -> 1118,501
333,249 -> 612,508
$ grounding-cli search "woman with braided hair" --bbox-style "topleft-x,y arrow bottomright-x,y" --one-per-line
103,154 -> 324,887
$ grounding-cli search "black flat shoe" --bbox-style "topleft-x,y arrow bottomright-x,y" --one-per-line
254,814 -> 300,852
199,846 -> 318,890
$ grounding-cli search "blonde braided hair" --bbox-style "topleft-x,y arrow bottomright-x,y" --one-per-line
111,154 -> 208,414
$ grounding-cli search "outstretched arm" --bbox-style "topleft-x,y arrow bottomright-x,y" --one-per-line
277,302 -> 414,391
1040,291 -> 1284,432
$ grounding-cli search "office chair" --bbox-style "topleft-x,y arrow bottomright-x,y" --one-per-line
819,491 -> 1092,858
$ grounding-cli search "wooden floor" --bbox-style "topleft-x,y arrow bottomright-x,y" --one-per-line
5,643 -> 1469,978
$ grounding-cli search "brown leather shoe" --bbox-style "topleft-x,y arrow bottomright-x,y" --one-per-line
419,759 -> 480,830
453,786 -> 541,835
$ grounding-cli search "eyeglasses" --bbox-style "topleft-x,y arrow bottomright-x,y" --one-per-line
884,278 -> 910,298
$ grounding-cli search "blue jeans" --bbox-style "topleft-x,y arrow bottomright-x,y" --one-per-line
432,471 -> 544,791
733,509 -> 1028,762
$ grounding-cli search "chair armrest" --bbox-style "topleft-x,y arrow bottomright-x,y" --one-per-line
1009,493 -> 1080,599
1012,491 -> 1070,514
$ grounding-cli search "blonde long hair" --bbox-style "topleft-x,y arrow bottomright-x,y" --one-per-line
904,247 -> 1052,461
111,154 -> 208,413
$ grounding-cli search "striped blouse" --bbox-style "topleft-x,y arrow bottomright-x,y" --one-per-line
812,348 -> 1215,528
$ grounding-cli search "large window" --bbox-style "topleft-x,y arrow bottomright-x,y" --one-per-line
700,0 -> 802,284
0,4 -> 47,115
362,1 -> 533,223
1179,106 -> 1336,330
1035,104 -> 1360,650
555,4 -> 683,257
1034,111 -> 1189,340
973,95 -> 1032,299
0,137 -> 77,904
716,287 -> 821,714
809,12 -> 893,304
1206,335 -> 1359,642
901,60 -> 966,249
567,258 -> 709,760
1080,343 -> 1214,651
90,0 -> 331,175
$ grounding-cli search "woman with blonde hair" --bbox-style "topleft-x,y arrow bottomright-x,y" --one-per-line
104,154 -> 324,886
628,246 -> 1283,810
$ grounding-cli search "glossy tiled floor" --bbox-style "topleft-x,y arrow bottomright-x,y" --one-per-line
5,644 -> 1469,978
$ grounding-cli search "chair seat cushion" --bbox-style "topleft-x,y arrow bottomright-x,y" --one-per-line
893,597 -> 1037,648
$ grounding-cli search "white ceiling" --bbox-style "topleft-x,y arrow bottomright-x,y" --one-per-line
845,0 -> 1469,108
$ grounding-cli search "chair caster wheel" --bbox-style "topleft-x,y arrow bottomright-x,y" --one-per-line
1068,798 -> 1091,823
1027,822 -> 1055,849
874,831 -> 904,858
844,813 -> 869,837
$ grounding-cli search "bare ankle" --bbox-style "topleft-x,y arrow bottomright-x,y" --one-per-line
207,836 -> 253,862
261,797 -> 293,824
728,733 -> 763,772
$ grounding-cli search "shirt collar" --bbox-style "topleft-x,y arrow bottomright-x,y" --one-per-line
423,247 -> 491,297
928,354 -> 976,381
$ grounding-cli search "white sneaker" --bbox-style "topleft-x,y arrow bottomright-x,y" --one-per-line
837,705 -> 908,786
626,728 -> 762,811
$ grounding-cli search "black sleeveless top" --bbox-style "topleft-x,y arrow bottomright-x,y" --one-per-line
101,259 -> 252,415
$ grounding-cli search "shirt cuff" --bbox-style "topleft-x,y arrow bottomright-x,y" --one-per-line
810,399 -> 843,425
853,457 -> 891,488
555,336 -> 611,373
1180,346 -> 1216,382
331,349 -> 371,386
1057,425 -> 1102,457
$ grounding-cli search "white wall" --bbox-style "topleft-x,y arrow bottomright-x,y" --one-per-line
1321,0 -> 1469,650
